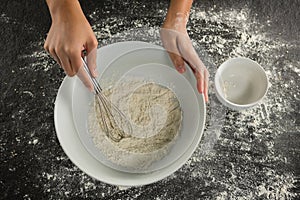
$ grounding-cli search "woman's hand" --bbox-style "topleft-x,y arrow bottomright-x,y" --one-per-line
161,0 -> 209,102
160,22 -> 209,102
44,0 -> 98,91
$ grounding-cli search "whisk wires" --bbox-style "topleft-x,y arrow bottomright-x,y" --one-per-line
81,57 -> 132,142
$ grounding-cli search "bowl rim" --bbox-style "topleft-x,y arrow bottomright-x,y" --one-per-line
214,57 -> 269,109
54,41 -> 207,186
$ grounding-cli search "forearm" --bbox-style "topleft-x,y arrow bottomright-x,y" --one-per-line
164,0 -> 193,28
46,0 -> 82,20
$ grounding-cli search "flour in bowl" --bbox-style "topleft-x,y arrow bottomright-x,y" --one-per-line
88,78 -> 182,170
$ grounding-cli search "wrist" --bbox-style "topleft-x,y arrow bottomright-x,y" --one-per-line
46,0 -> 81,20
163,0 -> 192,31
162,12 -> 188,31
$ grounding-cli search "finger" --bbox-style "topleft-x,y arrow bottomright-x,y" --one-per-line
175,33 -> 206,71
168,52 -> 186,73
86,47 -> 98,77
58,52 -> 75,76
160,29 -> 186,73
43,41 -> 49,53
86,35 -> 98,51
194,66 -> 209,103
43,29 -> 51,53
48,48 -> 62,66
204,69 -> 209,103
84,36 -> 98,77
50,49 -> 62,66
179,41 -> 205,73
188,60 -> 205,94
68,48 -> 84,76
189,62 -> 209,103
79,45 -> 95,92
163,29 -> 210,102
76,64 -> 94,92
177,38 -> 208,98
195,68 -> 204,94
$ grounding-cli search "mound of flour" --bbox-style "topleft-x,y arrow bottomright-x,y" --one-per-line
88,79 -> 182,170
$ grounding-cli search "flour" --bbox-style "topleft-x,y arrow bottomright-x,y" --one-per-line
88,78 -> 182,170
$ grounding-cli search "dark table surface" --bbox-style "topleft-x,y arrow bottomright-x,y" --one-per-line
1,0 -> 299,199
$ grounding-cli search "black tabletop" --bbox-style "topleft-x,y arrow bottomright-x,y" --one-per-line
0,0 -> 299,199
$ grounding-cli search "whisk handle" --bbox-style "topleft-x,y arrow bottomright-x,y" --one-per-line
81,57 -> 102,94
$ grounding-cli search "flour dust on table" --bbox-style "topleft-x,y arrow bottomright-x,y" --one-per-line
6,0 -> 297,198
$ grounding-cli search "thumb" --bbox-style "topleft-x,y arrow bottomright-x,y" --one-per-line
168,52 -> 186,73
76,61 -> 94,92
85,39 -> 98,78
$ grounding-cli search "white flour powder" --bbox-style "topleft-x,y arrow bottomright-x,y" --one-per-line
88,78 -> 182,170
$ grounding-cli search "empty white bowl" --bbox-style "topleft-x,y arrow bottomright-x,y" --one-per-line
214,57 -> 268,110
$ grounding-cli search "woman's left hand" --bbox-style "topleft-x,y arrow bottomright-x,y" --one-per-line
160,13 -> 209,102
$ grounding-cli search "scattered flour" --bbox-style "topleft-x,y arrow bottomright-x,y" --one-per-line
37,2 -> 298,199
88,78 -> 182,170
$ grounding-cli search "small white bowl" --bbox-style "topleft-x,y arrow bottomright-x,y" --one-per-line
214,57 -> 268,110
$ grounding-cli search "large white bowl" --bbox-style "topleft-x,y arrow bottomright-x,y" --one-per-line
72,60 -> 200,173
55,41 -> 206,186
214,57 -> 268,110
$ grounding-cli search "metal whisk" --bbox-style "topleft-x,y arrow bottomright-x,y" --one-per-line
81,57 -> 132,142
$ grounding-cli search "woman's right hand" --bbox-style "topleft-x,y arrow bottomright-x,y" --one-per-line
44,0 -> 98,91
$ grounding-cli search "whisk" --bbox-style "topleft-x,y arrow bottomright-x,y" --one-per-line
81,57 -> 132,142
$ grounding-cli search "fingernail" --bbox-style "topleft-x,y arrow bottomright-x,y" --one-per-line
89,86 -> 94,92
205,94 -> 209,103
93,69 -> 99,77
178,66 -> 185,73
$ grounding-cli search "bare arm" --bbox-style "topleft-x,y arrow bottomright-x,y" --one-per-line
161,0 -> 209,102
163,0 -> 193,31
44,0 -> 98,90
